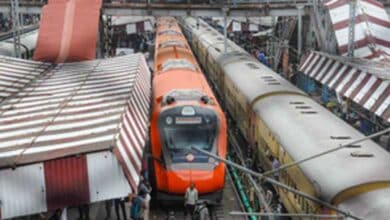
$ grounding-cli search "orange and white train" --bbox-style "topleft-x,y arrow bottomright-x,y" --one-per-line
150,17 -> 227,203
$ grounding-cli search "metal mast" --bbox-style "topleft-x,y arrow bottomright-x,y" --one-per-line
347,0 -> 356,57
10,0 -> 21,58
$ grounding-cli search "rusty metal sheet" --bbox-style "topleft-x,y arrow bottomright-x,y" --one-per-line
33,0 -> 102,63
44,155 -> 90,211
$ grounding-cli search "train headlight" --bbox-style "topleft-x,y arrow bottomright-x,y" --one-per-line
181,106 -> 195,116
166,116 -> 173,125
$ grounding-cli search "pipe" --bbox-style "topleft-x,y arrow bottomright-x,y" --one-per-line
230,211 -> 343,219
227,155 -> 257,220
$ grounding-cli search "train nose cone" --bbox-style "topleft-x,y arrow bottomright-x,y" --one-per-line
165,166 -> 225,194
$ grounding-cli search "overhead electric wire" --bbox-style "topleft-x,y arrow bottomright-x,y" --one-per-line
262,128 -> 390,177
191,146 -> 363,220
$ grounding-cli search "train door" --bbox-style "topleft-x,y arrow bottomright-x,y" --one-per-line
248,110 -> 257,146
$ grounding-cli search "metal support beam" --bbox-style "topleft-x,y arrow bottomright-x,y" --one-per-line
223,7 -> 228,54
10,0 -> 21,58
230,211 -> 343,219
347,0 -> 356,57
0,1 -> 312,17
297,4 -> 304,59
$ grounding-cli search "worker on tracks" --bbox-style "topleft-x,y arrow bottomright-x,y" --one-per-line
184,182 -> 198,219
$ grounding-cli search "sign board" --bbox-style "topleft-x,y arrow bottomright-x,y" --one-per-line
232,21 -> 241,32
126,23 -> 136,34
144,21 -> 153,31
249,23 -> 259,32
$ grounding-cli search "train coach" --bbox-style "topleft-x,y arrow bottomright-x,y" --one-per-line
0,29 -> 38,59
182,17 -> 390,219
149,17 -> 227,203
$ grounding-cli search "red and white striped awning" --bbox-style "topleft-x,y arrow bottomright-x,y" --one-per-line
322,0 -> 390,60
299,51 -> 390,122
0,54 -> 151,190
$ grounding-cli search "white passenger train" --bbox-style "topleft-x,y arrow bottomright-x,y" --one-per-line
182,17 -> 390,219
0,29 -> 38,59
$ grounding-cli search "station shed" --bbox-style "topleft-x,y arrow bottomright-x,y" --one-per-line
0,54 -> 151,219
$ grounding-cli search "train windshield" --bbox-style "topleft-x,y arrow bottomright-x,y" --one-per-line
163,124 -> 216,151
159,106 -> 218,152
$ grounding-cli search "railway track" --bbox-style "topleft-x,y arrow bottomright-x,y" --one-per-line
178,21 -> 285,219
149,171 -> 245,220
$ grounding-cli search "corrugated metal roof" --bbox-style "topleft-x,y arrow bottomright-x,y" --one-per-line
0,54 -> 149,168
0,56 -> 51,103
0,54 -> 151,219
299,51 -> 390,121
322,0 -> 390,60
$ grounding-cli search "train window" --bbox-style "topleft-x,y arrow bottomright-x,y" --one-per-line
159,41 -> 186,49
298,195 -> 302,203
268,83 -> 281,85
159,30 -> 181,36
216,37 -> 223,41
161,59 -> 196,72
163,90 -> 206,104
246,63 -> 260,69
261,76 -> 274,79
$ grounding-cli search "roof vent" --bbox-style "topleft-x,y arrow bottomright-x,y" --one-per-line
330,136 -> 351,140
300,111 -> 318,114
345,144 -> 361,148
350,151 -> 374,157
290,101 -> 305,105
295,106 -> 311,109
246,63 -> 260,69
